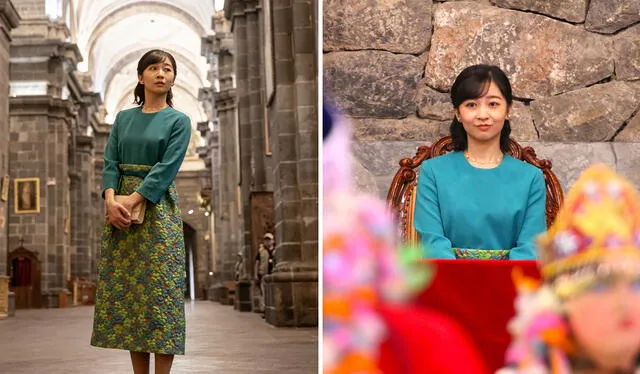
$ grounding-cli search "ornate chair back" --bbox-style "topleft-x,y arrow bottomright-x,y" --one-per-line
386,136 -> 564,243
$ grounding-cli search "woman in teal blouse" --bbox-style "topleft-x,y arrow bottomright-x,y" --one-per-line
91,49 -> 191,374
414,65 -> 546,260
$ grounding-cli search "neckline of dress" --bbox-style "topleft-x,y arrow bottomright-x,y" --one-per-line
458,151 -> 508,171
139,105 -> 171,114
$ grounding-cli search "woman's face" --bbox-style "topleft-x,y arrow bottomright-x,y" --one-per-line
456,81 -> 509,146
564,265 -> 640,371
138,57 -> 175,95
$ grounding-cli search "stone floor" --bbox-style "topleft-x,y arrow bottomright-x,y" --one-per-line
0,301 -> 318,373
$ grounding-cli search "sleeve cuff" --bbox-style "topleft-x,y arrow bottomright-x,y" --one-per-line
101,185 -> 117,199
135,185 -> 161,205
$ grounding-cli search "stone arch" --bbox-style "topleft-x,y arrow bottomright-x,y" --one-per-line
84,1 -> 205,64
86,13 -> 206,95
102,47 -> 204,106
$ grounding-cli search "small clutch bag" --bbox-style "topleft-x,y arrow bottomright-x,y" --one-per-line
114,195 -> 146,224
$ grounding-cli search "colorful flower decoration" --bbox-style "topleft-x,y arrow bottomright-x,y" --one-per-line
501,164 -> 640,373
498,269 -> 572,374
323,104 -> 431,374
323,191 -> 432,374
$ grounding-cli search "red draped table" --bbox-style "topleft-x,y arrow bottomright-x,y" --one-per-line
418,260 -> 541,371
378,259 -> 541,373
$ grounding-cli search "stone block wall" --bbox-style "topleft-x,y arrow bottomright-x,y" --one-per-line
10,0 -> 43,19
324,0 -> 640,197
0,1 -> 20,276
91,124 -> 110,280
70,135 -> 94,278
263,0 -> 318,327
206,11 -> 243,287
8,97 -> 74,305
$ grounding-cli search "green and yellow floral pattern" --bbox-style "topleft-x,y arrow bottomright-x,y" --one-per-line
91,164 -> 186,355
453,248 -> 510,260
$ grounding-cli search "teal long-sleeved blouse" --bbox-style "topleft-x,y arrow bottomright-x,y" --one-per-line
414,151 -> 547,260
101,106 -> 192,204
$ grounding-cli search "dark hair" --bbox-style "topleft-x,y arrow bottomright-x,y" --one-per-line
449,64 -> 513,152
133,49 -> 177,107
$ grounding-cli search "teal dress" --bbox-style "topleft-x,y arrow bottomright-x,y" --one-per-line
414,151 -> 546,260
91,106 -> 191,354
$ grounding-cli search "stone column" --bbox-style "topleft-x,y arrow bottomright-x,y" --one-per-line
231,1 -> 254,273
11,0 -> 68,40
71,82 -> 101,282
247,0 -> 275,283
246,1 -> 266,190
8,96 -> 75,308
228,0 -> 264,312
200,36 -> 220,297
211,11 -> 242,300
264,0 -> 317,326
208,120 -> 220,288
70,135 -> 94,278
196,119 -> 214,295
292,0 -> 318,315
92,123 -> 110,280
9,1 -> 91,306
199,33 -> 220,297
0,0 -> 19,276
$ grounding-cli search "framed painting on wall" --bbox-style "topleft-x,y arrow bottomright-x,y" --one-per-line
14,178 -> 40,214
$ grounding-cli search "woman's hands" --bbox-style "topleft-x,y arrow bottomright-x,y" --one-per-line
106,198 -> 131,230
104,190 -> 146,230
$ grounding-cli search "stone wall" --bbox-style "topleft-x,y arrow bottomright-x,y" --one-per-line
263,0 -> 318,327
207,11 -> 243,289
0,1 -> 20,276
218,0 -> 317,326
324,0 -> 640,197
6,3 -> 102,307
8,96 -> 74,307
70,135 -> 94,278
91,123 -> 110,280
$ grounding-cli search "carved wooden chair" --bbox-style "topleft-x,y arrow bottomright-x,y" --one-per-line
386,136 -> 564,244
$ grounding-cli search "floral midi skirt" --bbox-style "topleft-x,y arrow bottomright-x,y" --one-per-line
91,164 -> 186,354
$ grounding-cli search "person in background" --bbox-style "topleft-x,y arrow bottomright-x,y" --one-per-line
254,232 -> 275,315
234,252 -> 247,281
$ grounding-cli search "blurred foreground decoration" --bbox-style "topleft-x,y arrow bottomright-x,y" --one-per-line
322,102 -> 433,373
500,164 -> 640,374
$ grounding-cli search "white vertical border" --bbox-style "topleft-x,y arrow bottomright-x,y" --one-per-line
316,0 -> 324,372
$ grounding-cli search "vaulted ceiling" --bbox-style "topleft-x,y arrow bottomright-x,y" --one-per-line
66,0 -> 224,160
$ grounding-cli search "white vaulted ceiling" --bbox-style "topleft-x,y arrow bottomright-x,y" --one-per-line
66,0 -> 225,162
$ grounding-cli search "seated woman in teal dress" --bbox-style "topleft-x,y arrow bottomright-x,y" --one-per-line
414,65 -> 546,260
